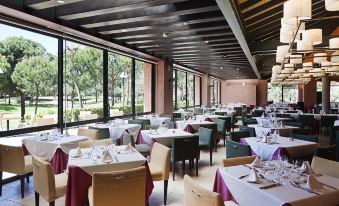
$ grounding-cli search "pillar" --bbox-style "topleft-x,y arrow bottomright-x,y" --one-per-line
201,74 -> 211,107
155,59 -> 173,115
322,75 -> 330,113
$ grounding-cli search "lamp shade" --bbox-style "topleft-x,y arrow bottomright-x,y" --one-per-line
280,28 -> 294,43
313,53 -> 328,64
289,54 -> 303,64
276,45 -> 290,63
303,29 -> 323,45
329,37 -> 339,49
325,0 -> 339,11
331,51 -> 339,63
283,0 -> 312,19
297,41 -> 313,51
272,65 -> 282,74
303,62 -> 313,70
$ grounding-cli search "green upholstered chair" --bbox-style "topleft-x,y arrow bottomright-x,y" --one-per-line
121,133 -> 151,157
239,125 -> 256,137
242,116 -> 257,126
216,119 -> 227,146
88,126 -> 110,140
314,146 -> 338,162
276,113 -> 291,118
166,122 -> 176,129
128,119 -> 150,130
173,112 -> 183,122
226,140 -> 251,158
198,127 -> 214,166
289,133 -> 318,143
193,108 -> 204,115
329,126 -> 339,145
284,120 -> 303,128
144,125 -> 159,130
320,116 -> 338,133
253,110 -> 265,117
171,136 -> 199,181
218,116 -> 232,133
298,115 -> 315,133
230,130 -> 250,142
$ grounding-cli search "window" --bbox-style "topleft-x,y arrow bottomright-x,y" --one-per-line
282,85 -> 298,103
195,76 -> 201,106
176,70 -> 187,109
317,81 -> 339,103
108,52 -> 132,117
135,60 -> 152,114
63,41 -> 103,122
268,83 -> 282,103
187,73 -> 194,107
210,79 -> 220,106
0,23 -> 58,130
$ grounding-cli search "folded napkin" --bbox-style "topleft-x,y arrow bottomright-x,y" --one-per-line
101,149 -> 113,163
72,147 -> 83,158
251,157 -> 263,168
300,161 -> 315,174
306,175 -> 323,190
247,168 -> 259,183
124,143 -> 134,151
261,136 -> 268,143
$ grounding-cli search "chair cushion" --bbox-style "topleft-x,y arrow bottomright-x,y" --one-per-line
225,201 -> 239,206
148,162 -> 163,181
54,173 -> 68,198
135,144 -> 151,156
88,185 -> 93,206
24,155 -> 33,174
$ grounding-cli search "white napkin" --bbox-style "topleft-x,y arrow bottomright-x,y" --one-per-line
261,136 -> 268,143
101,149 -> 113,163
251,157 -> 263,168
300,161 -> 315,174
306,175 -> 323,190
72,147 -> 83,158
247,168 -> 259,183
124,143 -> 134,151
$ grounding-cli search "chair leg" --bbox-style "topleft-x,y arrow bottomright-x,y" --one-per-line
0,171 -> 2,196
195,158 -> 198,176
49,201 -> 55,206
164,180 -> 168,205
20,175 -> 25,198
223,134 -> 226,147
182,160 -> 185,174
26,174 -> 29,183
172,161 -> 175,181
35,191 -> 39,206
210,148 -> 213,166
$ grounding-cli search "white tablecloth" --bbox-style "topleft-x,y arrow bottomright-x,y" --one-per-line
67,146 -> 146,175
248,124 -> 298,137
136,116 -> 171,126
94,123 -> 141,141
243,137 -> 318,160
22,135 -> 89,160
176,120 -> 216,131
140,129 -> 193,146
196,115 -> 222,123
335,120 -> 339,126
219,165 -> 339,206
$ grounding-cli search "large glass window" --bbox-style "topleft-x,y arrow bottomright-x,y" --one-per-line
317,81 -> 339,103
108,52 -> 132,117
176,70 -> 187,109
268,83 -> 283,103
63,41 -> 103,122
135,60 -> 152,114
210,79 -> 220,106
0,23 -> 58,130
282,85 -> 298,103
187,73 -> 194,107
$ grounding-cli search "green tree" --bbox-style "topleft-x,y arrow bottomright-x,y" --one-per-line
12,56 -> 56,115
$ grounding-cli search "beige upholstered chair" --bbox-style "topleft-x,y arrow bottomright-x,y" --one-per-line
0,144 -> 32,198
184,175 -> 238,206
32,155 -> 68,206
311,156 -> 339,179
79,139 -> 113,148
77,128 -> 100,140
88,166 -> 146,206
222,156 -> 256,167
32,117 -> 56,127
149,142 -> 171,204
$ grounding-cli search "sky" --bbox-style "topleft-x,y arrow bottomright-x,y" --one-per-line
0,23 -> 58,55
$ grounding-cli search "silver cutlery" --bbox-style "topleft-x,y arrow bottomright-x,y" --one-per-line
259,183 -> 281,190
290,181 -> 320,195
239,174 -> 249,179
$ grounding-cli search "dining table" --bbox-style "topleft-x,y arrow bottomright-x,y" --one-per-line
136,116 -> 171,126
176,119 -> 217,134
248,124 -> 298,137
140,129 -> 194,147
93,123 -> 141,143
213,162 -> 339,206
196,114 -> 223,123
65,146 -> 153,206
240,136 -> 318,160
22,133 -> 89,174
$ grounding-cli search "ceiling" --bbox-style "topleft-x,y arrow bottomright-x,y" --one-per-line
0,0 -> 261,79
234,0 -> 339,79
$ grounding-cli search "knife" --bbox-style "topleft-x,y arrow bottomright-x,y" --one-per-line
259,183 -> 281,190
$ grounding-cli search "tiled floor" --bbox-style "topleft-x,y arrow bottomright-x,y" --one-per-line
0,130 -> 331,206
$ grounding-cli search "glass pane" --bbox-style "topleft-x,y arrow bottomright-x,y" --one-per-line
283,85 -> 298,103
176,70 -> 187,109
187,73 -> 194,107
268,83 -> 282,103
0,23 -> 58,130
108,52 -> 132,117
194,76 -> 201,106
135,60 -> 152,113
173,70 -> 176,109
64,41 -> 103,122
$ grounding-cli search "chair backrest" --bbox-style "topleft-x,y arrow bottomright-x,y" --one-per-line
150,142 -> 171,180
230,130 -> 250,142
0,144 -> 25,174
234,107 -> 242,116
33,117 -> 56,126
311,156 -> 339,179
198,127 -> 213,146
284,120 -> 303,128
144,125 -> 159,130
216,119 -> 226,134
121,132 -> 136,147
91,167 -> 146,206
184,175 -> 224,206
194,108 -> 204,115
329,126 -> 339,145
218,116 -> 232,132
222,156 -> 256,167
166,122 -> 176,129
320,116 -> 337,127
239,125 -> 256,137
172,136 -> 199,162
314,146 -> 338,161
226,140 -> 251,158
298,115 -> 314,126
173,112 -> 182,119
128,119 -> 150,130
77,128 -> 100,140
79,139 -> 113,148
276,113 -> 291,118
32,155 -> 56,201
88,126 -> 110,140
289,133 -> 318,143
253,110 -> 265,117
